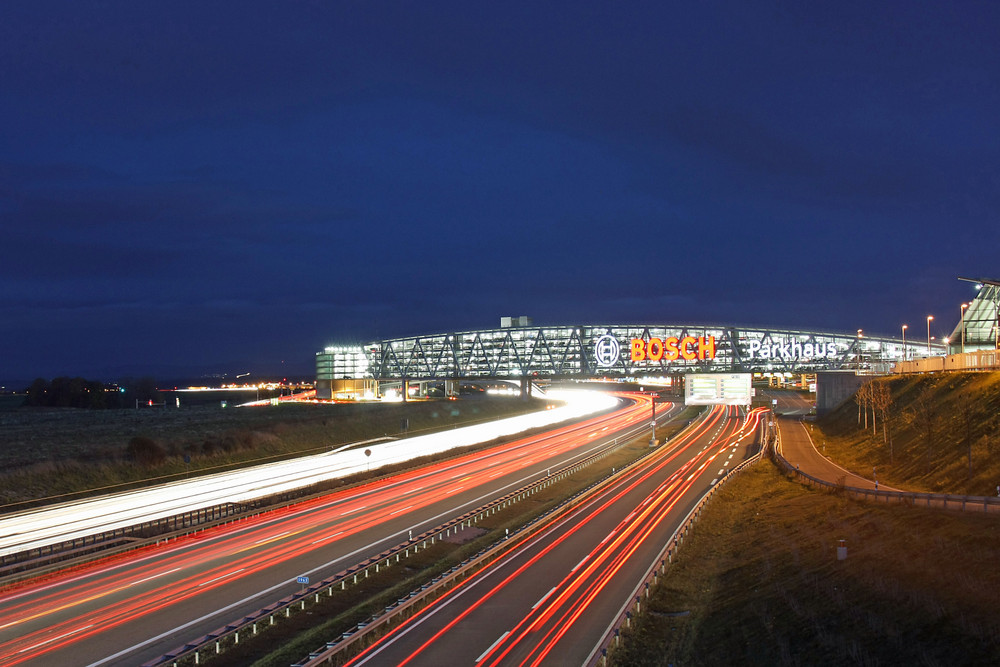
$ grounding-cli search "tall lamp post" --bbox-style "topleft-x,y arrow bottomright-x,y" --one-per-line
926,315 -> 934,356
960,303 -> 968,354
901,324 -> 908,361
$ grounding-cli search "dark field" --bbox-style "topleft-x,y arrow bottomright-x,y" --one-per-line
0,397 -> 548,505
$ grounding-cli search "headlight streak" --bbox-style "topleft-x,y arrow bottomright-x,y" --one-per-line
342,406 -> 738,667
3,399 -> 646,611
0,391 -> 619,559
350,406 -> 768,667
0,393 -> 660,665
480,409 -> 751,667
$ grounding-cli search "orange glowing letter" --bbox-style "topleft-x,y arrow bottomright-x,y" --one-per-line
664,336 -> 679,360
680,336 -> 697,360
647,337 -> 663,361
698,336 -> 716,359
631,338 -> 646,361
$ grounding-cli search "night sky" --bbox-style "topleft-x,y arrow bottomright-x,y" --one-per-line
2,2 -> 998,384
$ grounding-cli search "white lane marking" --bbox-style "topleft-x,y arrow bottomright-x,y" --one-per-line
20,624 -> 95,653
340,505 -> 366,516
198,568 -> 245,587
532,587 -> 557,609
311,531 -> 343,545
571,554 -> 590,572
90,436 -> 622,666
389,505 -> 414,516
477,631 -> 510,663
717,469 -> 725,475
254,531 -> 289,545
710,478 -> 718,485
130,567 -> 182,587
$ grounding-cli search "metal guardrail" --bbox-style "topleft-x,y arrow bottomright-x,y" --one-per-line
0,480 -> 362,583
584,416 -> 773,666
772,451 -> 1000,514
585,417 -> 1000,666
286,411 -> 710,667
0,438 -> 403,577
143,418 -> 662,667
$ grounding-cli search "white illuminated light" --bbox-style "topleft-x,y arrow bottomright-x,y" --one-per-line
0,391 -> 616,558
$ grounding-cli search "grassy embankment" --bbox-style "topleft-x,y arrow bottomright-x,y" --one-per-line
815,371 -> 1000,495
0,398 -> 550,505
613,373 -> 1000,665
611,462 -> 1000,666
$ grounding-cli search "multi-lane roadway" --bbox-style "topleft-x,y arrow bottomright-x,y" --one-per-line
329,406 -> 765,666
0,392 -> 667,666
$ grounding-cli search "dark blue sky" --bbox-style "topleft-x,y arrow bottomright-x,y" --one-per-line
2,1 -> 998,383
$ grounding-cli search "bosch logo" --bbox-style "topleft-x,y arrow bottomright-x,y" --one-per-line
594,335 -> 621,367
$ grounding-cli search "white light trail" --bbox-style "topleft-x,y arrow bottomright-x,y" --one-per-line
0,390 -> 617,558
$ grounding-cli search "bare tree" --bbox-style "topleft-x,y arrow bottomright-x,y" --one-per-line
855,381 -> 865,427
871,380 -> 895,463
855,380 -> 873,431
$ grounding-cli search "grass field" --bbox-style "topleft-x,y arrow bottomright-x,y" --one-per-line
611,460 -> 1000,666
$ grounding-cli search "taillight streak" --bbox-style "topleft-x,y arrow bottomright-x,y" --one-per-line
350,406 -> 739,666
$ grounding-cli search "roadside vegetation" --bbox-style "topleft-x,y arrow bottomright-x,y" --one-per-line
815,371 -> 1000,495
611,461 -> 1000,666
0,397 -> 550,506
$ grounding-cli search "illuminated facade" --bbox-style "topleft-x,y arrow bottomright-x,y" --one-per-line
949,277 -> 1000,353
316,324 -> 937,390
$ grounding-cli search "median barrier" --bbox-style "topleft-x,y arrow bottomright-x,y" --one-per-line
585,414 -> 773,667
143,418 -> 663,667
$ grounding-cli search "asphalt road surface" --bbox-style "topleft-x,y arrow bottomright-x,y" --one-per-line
340,406 -> 766,666
0,394 -> 671,666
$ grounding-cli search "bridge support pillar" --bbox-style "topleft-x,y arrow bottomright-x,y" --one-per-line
519,377 -> 531,399
445,379 -> 459,398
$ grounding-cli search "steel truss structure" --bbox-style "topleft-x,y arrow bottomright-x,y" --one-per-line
951,277 -> 1000,352
317,324 -> 936,382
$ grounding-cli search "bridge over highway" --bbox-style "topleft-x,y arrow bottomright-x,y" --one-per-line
317,322 -> 939,399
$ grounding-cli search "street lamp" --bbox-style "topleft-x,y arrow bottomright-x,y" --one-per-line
926,315 -> 934,356
901,324 -> 908,361
960,303 -> 969,354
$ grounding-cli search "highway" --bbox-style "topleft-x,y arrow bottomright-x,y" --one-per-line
337,406 -> 765,667
0,390 -> 617,558
0,393 -> 665,666
759,387 -> 886,490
